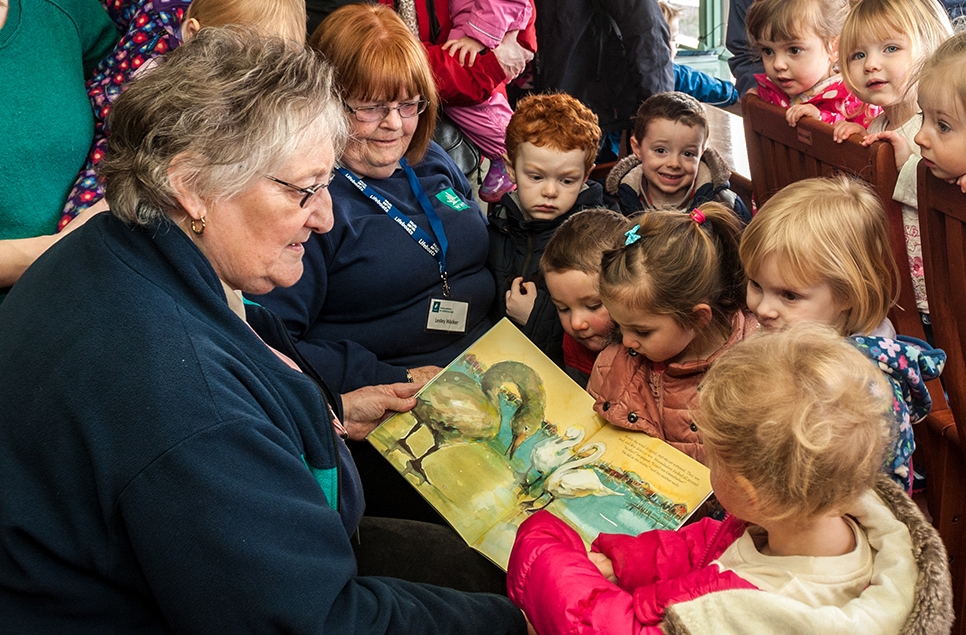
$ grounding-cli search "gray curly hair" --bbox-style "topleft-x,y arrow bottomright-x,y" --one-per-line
101,26 -> 348,226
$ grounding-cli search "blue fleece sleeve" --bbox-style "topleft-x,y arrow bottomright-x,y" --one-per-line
247,238 -> 409,393
674,64 -> 738,107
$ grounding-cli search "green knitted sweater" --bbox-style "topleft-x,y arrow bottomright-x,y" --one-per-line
0,0 -> 116,242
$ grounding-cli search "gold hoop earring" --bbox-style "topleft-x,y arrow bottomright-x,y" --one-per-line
190,216 -> 206,235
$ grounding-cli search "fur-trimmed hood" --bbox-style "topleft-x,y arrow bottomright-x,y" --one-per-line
663,476 -> 953,635
604,147 -> 734,196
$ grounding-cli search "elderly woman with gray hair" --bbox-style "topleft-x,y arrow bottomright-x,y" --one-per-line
0,28 -> 526,635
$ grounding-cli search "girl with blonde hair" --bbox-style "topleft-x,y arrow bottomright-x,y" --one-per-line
833,0 -> 953,323
740,175 -> 945,492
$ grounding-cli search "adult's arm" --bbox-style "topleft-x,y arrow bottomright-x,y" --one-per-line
726,0 -> 762,97
403,0 -> 510,106
675,64 -> 739,107
424,45 -> 508,106
0,207 -> 103,288
120,416 -> 527,635
601,0 -> 674,103
0,0 -> 116,285
77,0 -> 121,77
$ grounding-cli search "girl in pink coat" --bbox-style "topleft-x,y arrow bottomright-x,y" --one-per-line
508,327 -> 951,635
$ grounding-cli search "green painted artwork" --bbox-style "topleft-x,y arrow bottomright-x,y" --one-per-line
368,319 -> 712,570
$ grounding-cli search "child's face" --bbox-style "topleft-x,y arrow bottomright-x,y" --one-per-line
505,142 -> 589,221
845,34 -> 914,110
746,254 -> 850,333
758,32 -> 837,97
915,91 -> 966,183
631,118 -> 706,201
545,270 -> 616,353
606,301 -> 698,365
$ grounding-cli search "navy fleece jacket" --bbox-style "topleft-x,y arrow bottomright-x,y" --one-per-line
254,142 -> 496,392
0,212 -> 524,635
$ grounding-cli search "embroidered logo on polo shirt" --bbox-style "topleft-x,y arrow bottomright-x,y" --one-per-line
436,188 -> 470,211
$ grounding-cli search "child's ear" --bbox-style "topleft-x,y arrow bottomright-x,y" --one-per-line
734,475 -> 762,512
502,153 -> 518,185
827,35 -> 840,60
630,135 -> 644,160
181,18 -> 202,41
691,303 -> 713,329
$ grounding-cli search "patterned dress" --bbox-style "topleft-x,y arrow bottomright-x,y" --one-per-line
851,334 -> 945,493
59,0 -> 189,228
755,73 -> 881,127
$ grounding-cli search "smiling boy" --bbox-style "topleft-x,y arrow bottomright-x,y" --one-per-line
605,91 -> 750,223
486,92 -> 604,366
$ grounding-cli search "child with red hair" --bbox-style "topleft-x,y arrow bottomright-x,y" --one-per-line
486,92 -> 607,366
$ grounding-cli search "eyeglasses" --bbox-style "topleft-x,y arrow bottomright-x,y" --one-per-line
343,99 -> 429,123
264,172 -> 337,208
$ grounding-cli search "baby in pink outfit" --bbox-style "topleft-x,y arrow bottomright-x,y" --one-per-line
442,0 -> 532,202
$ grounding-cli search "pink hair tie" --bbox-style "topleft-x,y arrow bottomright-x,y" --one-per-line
690,208 -> 706,224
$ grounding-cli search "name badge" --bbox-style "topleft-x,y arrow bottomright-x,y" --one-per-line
427,297 -> 469,332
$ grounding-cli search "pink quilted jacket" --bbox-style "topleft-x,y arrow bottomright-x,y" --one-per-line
507,511 -> 756,635
587,311 -> 758,464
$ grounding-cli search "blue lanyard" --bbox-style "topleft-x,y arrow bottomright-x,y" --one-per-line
336,160 -> 452,296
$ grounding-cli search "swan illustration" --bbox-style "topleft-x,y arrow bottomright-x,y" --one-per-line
522,425 -> 586,490
396,360 -> 546,481
524,442 -> 620,511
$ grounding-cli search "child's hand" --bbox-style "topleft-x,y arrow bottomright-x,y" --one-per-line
832,121 -> 866,143
442,36 -> 485,67
785,103 -> 821,126
588,551 -> 617,584
953,174 -> 966,193
505,276 -> 537,325
862,130 -> 913,170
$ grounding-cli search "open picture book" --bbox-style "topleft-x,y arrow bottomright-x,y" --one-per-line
367,318 -> 712,570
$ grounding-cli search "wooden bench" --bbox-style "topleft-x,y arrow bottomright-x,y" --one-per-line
918,164 -> 966,634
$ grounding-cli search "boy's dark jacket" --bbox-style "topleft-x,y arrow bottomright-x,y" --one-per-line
487,180 -> 605,366
606,148 -> 751,223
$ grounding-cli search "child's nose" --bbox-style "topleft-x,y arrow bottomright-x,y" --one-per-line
621,332 -> 638,350
570,313 -> 588,332
542,180 -> 558,197
914,128 -> 929,149
773,54 -> 788,70
864,54 -> 880,72
756,295 -> 779,318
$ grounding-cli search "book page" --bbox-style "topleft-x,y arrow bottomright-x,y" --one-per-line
367,319 -> 711,570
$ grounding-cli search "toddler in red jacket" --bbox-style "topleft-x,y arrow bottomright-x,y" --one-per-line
508,326 -> 950,635
539,208 -> 627,388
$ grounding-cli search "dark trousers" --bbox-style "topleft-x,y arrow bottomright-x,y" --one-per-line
353,517 -> 507,595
